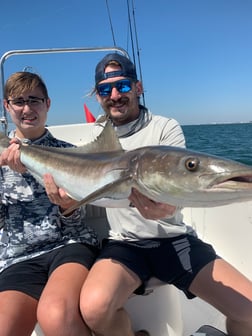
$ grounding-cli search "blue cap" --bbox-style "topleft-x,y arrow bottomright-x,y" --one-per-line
95,53 -> 137,84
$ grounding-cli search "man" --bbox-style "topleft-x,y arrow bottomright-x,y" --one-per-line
79,53 -> 252,336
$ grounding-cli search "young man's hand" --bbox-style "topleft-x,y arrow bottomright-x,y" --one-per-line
0,140 -> 26,173
43,173 -> 79,213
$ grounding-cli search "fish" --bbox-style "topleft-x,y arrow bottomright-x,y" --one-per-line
1,121 -> 252,215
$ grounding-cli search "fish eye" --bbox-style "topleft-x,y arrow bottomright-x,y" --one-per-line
185,157 -> 200,171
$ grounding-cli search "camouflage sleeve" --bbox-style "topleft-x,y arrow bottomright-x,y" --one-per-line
58,207 -> 85,226
0,204 -> 5,229
0,169 -> 5,229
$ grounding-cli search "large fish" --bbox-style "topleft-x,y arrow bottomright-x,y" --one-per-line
1,121 -> 252,215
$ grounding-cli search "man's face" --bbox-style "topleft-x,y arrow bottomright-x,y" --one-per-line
96,64 -> 143,126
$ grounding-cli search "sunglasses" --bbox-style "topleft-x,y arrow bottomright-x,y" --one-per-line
96,79 -> 133,96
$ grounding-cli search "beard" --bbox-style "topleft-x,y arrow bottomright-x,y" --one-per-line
103,97 -> 130,123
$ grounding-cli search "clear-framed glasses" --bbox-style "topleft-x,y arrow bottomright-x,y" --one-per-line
7,97 -> 46,110
96,79 -> 133,97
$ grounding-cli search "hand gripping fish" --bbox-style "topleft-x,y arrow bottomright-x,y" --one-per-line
1,121 -> 252,215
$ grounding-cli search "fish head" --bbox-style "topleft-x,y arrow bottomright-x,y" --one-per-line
135,146 -> 252,207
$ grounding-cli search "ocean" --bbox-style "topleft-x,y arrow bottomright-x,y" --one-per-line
182,122 -> 252,166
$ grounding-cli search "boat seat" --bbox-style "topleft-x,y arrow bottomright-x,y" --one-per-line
131,276 -> 168,297
85,205 -> 169,295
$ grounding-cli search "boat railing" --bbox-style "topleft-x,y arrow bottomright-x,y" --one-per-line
0,46 -> 129,134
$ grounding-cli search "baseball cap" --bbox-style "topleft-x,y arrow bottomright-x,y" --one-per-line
95,53 -> 138,85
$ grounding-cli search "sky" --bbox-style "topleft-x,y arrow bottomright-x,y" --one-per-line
0,0 -> 252,126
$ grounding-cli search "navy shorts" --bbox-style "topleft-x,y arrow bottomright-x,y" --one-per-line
0,243 -> 99,300
98,234 -> 219,299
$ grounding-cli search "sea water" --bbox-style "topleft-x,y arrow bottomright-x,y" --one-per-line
182,123 -> 252,165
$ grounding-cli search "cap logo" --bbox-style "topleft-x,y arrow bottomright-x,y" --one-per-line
103,70 -> 124,80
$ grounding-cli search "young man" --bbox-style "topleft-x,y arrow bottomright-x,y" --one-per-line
79,53 -> 252,336
0,71 -> 99,336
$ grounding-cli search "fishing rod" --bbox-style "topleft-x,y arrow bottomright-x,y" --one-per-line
105,0 -> 145,106
129,0 -> 145,106
105,0 -> 116,46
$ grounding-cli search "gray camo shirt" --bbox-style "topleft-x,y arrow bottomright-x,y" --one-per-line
0,129 -> 99,273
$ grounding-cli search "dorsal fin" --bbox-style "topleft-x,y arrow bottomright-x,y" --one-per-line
69,119 -> 123,154
91,119 -> 122,152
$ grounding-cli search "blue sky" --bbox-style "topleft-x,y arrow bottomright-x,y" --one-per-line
0,0 -> 252,126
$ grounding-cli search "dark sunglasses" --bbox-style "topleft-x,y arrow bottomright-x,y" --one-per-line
96,79 -> 133,96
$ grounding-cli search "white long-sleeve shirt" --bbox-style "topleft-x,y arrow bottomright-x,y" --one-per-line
90,107 -> 195,241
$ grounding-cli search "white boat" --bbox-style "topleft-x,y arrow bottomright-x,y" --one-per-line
1,47 -> 251,336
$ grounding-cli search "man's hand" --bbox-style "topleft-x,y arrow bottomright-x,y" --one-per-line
43,173 -> 79,213
129,188 -> 177,220
0,141 -> 26,173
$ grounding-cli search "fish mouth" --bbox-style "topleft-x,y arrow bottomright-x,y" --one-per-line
212,174 -> 252,190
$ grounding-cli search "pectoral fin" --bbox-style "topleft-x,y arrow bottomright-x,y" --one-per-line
63,175 -> 132,215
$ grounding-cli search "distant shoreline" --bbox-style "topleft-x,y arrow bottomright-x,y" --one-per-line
182,121 -> 252,127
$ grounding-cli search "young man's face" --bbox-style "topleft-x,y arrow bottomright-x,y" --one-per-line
4,87 -> 50,138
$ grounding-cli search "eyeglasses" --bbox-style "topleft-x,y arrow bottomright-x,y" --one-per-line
7,97 -> 45,109
96,79 -> 132,96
